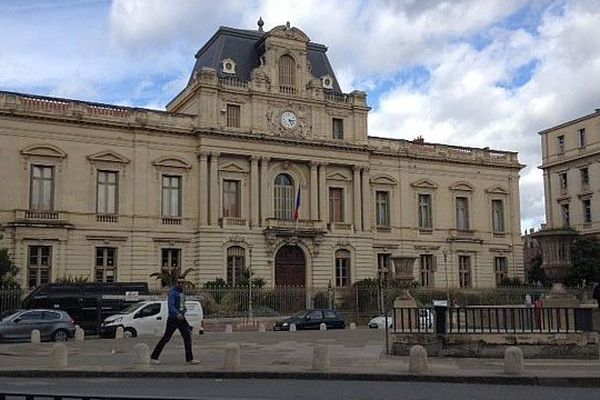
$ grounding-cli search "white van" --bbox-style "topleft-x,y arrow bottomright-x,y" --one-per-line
99,300 -> 203,338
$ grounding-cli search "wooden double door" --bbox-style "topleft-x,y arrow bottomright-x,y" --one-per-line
275,245 -> 306,287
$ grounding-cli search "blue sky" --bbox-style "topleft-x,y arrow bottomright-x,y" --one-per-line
2,0 -> 600,231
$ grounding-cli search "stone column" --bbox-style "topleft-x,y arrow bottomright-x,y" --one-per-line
209,152 -> 220,226
318,163 -> 328,223
260,157 -> 270,226
310,161 -> 319,221
198,152 -> 209,226
361,167 -> 371,231
353,165 -> 361,231
250,156 -> 259,227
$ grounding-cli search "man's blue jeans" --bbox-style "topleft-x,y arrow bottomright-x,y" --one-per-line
151,316 -> 193,361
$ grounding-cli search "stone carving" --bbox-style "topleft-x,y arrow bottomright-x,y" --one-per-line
265,105 -> 312,138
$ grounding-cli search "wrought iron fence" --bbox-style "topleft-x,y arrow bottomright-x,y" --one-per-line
0,287 -> 21,313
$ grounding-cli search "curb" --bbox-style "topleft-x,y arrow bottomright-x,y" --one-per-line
0,370 -> 599,387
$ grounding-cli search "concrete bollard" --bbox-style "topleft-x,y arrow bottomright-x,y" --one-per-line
224,343 -> 241,370
349,322 -> 357,330
289,323 -> 296,331
132,343 -> 150,369
258,323 -> 266,332
409,345 -> 428,374
225,324 -> 233,333
115,326 -> 124,339
30,329 -> 41,344
312,345 -> 330,372
74,327 -> 85,341
50,343 -> 68,369
504,346 -> 524,375
320,323 -> 326,330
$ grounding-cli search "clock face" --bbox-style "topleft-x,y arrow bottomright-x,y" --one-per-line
280,111 -> 297,129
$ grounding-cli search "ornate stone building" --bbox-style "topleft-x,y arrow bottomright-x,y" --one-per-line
0,23 -> 524,290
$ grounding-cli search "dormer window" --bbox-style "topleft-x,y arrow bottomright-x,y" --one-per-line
221,58 -> 236,74
279,54 -> 296,95
321,75 -> 334,89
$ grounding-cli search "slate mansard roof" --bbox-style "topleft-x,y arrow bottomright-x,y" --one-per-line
189,26 -> 342,92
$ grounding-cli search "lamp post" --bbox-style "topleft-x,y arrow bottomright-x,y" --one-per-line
443,251 -> 449,301
248,246 -> 253,319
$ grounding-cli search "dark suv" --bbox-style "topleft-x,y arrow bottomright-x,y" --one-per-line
21,282 -> 149,333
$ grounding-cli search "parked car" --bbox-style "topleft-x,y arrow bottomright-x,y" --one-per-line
0,309 -> 75,342
368,309 -> 433,330
21,282 -> 149,334
99,300 -> 203,338
273,309 -> 345,331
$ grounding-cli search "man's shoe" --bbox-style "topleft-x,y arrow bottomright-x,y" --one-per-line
150,359 -> 161,365
186,359 -> 200,365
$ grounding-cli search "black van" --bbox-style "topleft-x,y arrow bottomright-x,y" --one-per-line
21,282 -> 150,333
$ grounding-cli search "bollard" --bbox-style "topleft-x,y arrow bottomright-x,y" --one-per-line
409,345 -> 428,374
504,346 -> 524,375
225,324 -> 233,333
258,323 -> 266,332
312,345 -> 330,372
320,323 -> 326,331
132,343 -> 150,369
30,329 -> 41,345
115,326 -> 124,339
349,322 -> 356,330
224,343 -> 241,370
74,327 -> 85,341
50,343 -> 68,369
289,323 -> 296,332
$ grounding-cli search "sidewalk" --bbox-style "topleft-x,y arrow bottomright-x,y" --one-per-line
0,329 -> 599,387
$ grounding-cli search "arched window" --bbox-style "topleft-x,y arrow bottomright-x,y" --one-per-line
274,173 -> 294,220
279,55 -> 296,94
335,249 -> 351,287
227,246 -> 245,286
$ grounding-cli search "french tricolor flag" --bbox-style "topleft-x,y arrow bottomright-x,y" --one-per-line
292,187 -> 301,221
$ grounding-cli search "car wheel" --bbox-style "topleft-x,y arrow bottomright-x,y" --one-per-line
124,327 -> 137,338
51,329 -> 69,342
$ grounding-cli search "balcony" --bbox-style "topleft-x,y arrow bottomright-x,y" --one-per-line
96,214 -> 118,223
328,222 -> 353,232
265,218 -> 323,230
12,209 -> 72,228
279,86 -> 297,96
24,210 -> 59,220
220,217 -> 248,228
162,217 -> 182,225
376,225 -> 391,233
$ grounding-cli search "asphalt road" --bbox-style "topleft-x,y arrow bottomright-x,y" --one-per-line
0,378 -> 599,400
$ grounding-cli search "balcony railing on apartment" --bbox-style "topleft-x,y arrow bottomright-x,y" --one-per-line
162,217 -> 182,225
96,214 -> 118,223
218,76 -> 248,88
220,217 -> 248,228
265,218 -> 323,230
279,85 -> 297,95
328,222 -> 353,231
23,210 -> 60,220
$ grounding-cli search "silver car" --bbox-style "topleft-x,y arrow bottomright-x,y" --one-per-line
0,309 -> 75,342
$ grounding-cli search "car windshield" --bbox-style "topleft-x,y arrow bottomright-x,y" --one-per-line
0,309 -> 20,322
118,302 -> 144,314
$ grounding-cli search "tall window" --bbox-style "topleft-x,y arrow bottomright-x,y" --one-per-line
580,167 -> 590,189
559,172 -> 568,191
491,199 -> 505,233
226,104 -> 240,128
223,180 -> 241,218
162,175 -> 181,217
375,191 -> 390,227
161,248 -> 181,281
332,118 -> 344,139
557,135 -> 565,154
377,253 -> 391,281
560,203 -> 570,226
97,171 -> 118,214
335,249 -> 351,287
95,247 -> 117,283
279,55 -> 296,91
274,174 -> 295,220
30,165 -> 54,210
458,255 -> 471,288
420,254 -> 435,287
494,257 -> 508,287
226,246 -> 245,286
329,187 -> 344,223
456,197 -> 470,231
418,194 -> 432,229
579,128 -> 586,148
583,199 -> 592,224
28,245 -> 51,289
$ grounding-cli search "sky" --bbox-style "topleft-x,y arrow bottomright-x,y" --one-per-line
2,0 -> 600,232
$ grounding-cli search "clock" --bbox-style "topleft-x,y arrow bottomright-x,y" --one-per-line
280,111 -> 297,129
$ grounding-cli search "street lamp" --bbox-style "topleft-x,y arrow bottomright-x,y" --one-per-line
443,251 -> 449,301
248,246 -> 253,319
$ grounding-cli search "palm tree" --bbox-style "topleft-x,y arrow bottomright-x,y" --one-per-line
150,267 -> 196,289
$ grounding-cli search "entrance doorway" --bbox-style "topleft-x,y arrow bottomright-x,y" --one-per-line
275,245 -> 306,287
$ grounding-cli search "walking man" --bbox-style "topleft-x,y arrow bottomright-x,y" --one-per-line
151,277 -> 199,365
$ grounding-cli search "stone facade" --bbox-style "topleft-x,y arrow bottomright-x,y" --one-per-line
0,24 -> 524,290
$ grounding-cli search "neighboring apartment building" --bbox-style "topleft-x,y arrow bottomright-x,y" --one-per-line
0,23 -> 524,290
539,109 -> 600,232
